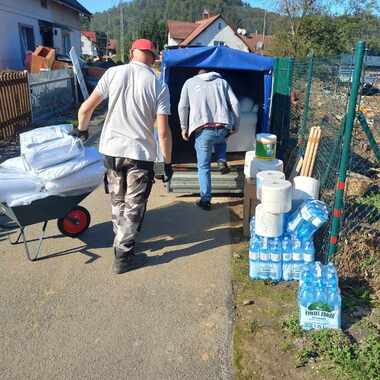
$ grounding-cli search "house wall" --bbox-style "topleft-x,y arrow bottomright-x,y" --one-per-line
81,35 -> 97,57
0,0 -> 82,69
167,32 -> 180,47
191,19 -> 249,52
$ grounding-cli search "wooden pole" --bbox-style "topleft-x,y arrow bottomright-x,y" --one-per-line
307,127 -> 321,177
301,127 -> 315,176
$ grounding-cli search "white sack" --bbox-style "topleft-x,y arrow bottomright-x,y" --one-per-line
227,111 -> 258,152
44,162 -> 105,194
23,135 -> 84,171
20,124 -> 73,150
0,168 -> 43,205
37,147 -> 103,181
7,192 -> 50,207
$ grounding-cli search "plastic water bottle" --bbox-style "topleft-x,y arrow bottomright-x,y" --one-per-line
298,280 -> 315,307
250,216 -> 256,238
282,235 -> 292,281
292,238 -> 304,280
287,200 -> 329,240
249,235 -> 261,279
270,237 -> 282,281
299,261 -> 314,286
259,237 -> 271,280
303,240 -> 315,264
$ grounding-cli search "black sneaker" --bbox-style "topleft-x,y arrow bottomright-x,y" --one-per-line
112,250 -> 146,274
217,160 -> 230,175
196,199 -> 211,211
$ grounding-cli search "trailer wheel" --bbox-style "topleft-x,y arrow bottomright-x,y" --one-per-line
57,206 -> 91,238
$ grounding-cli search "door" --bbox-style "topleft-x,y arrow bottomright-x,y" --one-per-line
62,31 -> 71,55
19,24 -> 35,60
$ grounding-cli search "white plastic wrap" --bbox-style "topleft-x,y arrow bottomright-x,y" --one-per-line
44,162 -> 105,194
1,156 -> 27,172
7,192 -> 49,207
227,111 -> 258,152
36,147 -> 103,181
0,168 -> 43,205
23,135 -> 84,171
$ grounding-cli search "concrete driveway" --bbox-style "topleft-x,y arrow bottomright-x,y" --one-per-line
0,182 -> 234,379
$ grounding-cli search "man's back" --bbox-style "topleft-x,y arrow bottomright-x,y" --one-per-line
96,62 -> 170,161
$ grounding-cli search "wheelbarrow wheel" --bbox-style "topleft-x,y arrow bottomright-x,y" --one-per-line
57,206 -> 91,238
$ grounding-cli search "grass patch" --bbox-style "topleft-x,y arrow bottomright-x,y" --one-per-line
282,315 -> 380,379
360,191 -> 380,211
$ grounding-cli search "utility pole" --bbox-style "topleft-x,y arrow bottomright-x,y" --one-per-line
262,9 -> 267,53
119,0 -> 125,62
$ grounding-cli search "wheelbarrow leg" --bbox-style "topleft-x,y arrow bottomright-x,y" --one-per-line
20,221 -> 49,262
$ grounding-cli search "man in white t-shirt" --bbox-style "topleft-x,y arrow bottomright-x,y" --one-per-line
75,39 -> 173,274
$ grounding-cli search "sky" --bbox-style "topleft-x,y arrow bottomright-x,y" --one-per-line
79,0 -> 275,14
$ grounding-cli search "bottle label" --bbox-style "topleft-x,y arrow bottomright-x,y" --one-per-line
299,304 -> 341,330
249,251 -> 259,261
271,253 -> 281,262
260,252 -> 269,261
293,253 -> 302,261
283,252 -> 292,261
304,253 -> 315,262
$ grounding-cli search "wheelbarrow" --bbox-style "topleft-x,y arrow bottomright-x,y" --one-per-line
0,192 -> 92,262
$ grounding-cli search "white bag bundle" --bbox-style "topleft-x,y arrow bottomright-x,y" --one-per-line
20,125 -> 84,171
0,168 -> 43,205
20,124 -> 73,150
44,161 -> 105,194
0,156 -> 27,172
37,147 -> 103,182
240,97 -> 255,112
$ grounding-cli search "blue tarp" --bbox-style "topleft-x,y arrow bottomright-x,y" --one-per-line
162,47 -> 275,132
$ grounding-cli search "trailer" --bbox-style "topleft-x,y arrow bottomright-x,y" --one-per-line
160,46 -> 274,194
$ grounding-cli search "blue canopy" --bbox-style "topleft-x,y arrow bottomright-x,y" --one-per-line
162,47 -> 274,133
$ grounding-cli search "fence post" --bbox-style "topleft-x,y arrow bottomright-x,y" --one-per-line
300,54 -> 314,139
327,41 -> 365,261
357,111 -> 380,165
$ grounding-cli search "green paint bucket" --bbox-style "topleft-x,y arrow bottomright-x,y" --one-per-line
256,133 -> 277,160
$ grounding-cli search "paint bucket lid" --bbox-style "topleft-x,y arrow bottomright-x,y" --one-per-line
256,133 -> 277,144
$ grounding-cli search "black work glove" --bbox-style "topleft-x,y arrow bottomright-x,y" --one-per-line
162,163 -> 173,183
71,129 -> 89,142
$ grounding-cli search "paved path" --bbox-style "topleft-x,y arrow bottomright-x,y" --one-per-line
0,180 -> 234,379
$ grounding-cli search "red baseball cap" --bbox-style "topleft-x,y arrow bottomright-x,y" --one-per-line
131,39 -> 158,57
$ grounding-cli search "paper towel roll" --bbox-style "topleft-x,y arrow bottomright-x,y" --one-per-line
292,176 -> 320,211
255,203 -> 285,237
249,157 -> 283,178
261,179 -> 292,213
257,170 -> 286,200
244,150 -> 256,178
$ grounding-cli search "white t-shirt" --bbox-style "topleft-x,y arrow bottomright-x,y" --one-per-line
95,61 -> 171,161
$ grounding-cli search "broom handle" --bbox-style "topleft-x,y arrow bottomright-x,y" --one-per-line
308,127 -> 321,177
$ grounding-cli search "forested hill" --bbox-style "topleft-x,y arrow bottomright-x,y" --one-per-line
82,0 -> 283,51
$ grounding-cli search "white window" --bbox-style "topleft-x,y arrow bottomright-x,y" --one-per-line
214,41 -> 225,46
19,24 -> 35,60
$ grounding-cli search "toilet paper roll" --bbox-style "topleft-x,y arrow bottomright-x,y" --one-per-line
261,179 -> 292,213
257,170 -> 286,200
244,150 -> 256,178
293,176 -> 320,200
249,157 -> 283,178
255,203 -> 285,237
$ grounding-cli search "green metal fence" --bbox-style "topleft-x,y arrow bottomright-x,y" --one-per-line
272,41 -> 380,266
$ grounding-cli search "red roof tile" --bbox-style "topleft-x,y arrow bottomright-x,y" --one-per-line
240,35 -> 273,52
167,20 -> 198,41
180,14 -> 221,46
82,31 -> 96,43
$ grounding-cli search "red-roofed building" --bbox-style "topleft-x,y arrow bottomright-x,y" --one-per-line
81,31 -> 97,57
167,11 -> 250,52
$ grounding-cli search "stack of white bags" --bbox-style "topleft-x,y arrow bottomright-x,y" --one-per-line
0,125 -> 105,207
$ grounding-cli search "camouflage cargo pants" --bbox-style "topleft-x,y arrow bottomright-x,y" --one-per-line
104,156 -> 154,257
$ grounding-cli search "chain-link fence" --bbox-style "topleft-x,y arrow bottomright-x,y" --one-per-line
274,43 -> 380,273
29,69 -> 78,124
